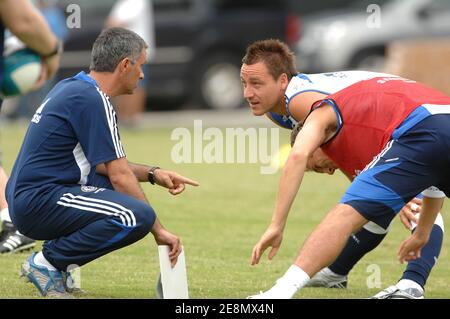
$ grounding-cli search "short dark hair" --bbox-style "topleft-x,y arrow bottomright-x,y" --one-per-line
242,39 -> 297,80
89,27 -> 148,72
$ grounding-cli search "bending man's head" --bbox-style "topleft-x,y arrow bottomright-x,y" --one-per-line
241,39 -> 297,115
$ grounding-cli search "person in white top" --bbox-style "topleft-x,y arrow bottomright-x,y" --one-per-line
105,0 -> 155,125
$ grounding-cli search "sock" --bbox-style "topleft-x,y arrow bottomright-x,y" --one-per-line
0,208 -> 12,223
282,264 -> 310,289
400,214 -> 444,288
34,251 -> 57,271
265,265 -> 310,298
329,227 -> 386,276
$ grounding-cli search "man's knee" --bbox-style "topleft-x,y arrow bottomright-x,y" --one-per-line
132,202 -> 156,234
363,220 -> 391,235
327,204 -> 369,232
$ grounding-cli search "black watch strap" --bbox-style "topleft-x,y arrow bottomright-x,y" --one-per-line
41,40 -> 62,58
147,166 -> 160,185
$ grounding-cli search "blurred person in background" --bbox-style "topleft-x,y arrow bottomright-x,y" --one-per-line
105,0 -> 155,126
0,0 -> 62,254
7,0 -> 69,120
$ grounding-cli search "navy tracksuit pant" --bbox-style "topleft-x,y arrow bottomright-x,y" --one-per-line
10,174 -> 155,271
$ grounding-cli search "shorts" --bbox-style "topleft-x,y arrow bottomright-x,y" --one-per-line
341,114 -> 450,229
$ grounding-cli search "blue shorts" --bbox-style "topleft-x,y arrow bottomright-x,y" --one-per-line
341,114 -> 450,229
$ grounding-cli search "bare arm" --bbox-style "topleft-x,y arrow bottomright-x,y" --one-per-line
288,91 -> 327,123
150,218 -> 182,267
398,196 -> 444,263
272,105 -> 336,230
98,161 -> 199,195
0,0 -> 61,80
412,196 -> 443,240
128,162 -> 151,182
104,157 -> 149,204
104,158 -> 185,266
97,162 -> 152,182
0,0 -> 57,54
251,104 -> 338,265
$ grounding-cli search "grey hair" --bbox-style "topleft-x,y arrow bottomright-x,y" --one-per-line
89,27 -> 148,72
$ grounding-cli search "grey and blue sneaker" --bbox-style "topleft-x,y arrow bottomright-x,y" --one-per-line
20,253 -> 73,298
304,267 -> 348,289
20,260 -> 85,296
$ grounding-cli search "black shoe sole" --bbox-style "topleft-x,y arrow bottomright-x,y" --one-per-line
0,242 -> 36,254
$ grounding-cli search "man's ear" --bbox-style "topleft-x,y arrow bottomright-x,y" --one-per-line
280,73 -> 289,90
118,58 -> 132,73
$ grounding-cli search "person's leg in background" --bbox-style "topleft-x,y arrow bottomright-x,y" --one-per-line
0,164 -> 36,254
371,211 -> 444,299
112,65 -> 148,127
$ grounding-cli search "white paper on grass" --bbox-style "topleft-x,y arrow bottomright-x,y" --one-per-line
157,245 -> 189,299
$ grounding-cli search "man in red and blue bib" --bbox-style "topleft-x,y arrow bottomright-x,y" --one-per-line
249,75 -> 450,299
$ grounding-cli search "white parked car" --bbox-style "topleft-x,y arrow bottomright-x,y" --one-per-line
295,0 -> 450,72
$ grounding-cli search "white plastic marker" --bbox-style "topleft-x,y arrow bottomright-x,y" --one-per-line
156,245 -> 189,299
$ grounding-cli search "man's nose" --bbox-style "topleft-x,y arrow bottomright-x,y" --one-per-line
243,86 -> 254,98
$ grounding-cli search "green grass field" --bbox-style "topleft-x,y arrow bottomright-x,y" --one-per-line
0,122 -> 449,299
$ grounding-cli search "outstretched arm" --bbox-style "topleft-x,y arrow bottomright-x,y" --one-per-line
97,161 -> 199,195
251,104 -> 338,265
104,158 -> 184,266
104,158 -> 149,203
398,197 -> 422,230
398,195 -> 444,263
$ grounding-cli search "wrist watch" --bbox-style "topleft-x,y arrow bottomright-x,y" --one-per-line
147,166 -> 160,185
